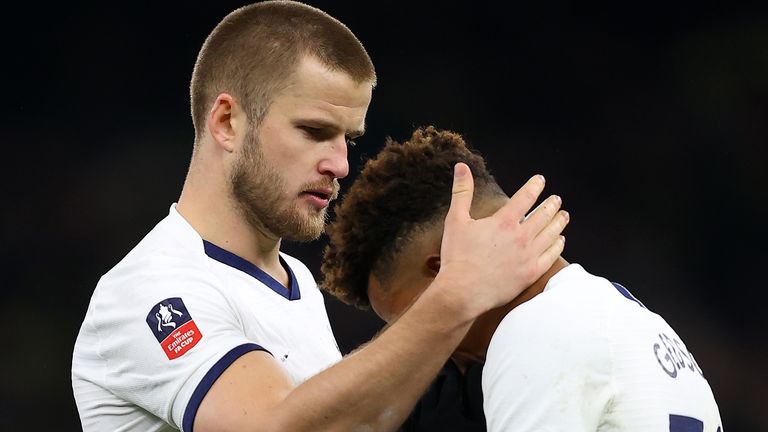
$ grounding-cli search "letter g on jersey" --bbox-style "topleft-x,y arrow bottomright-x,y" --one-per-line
145,297 -> 204,360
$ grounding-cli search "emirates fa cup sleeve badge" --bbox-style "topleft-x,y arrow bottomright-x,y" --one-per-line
145,297 -> 203,360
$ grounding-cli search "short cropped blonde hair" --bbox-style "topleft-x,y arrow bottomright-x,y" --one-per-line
190,1 -> 376,143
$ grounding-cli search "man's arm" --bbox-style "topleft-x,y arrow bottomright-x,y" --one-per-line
194,164 -> 569,432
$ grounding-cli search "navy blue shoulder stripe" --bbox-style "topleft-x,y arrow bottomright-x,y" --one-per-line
182,343 -> 271,432
203,240 -> 301,300
612,282 -> 647,309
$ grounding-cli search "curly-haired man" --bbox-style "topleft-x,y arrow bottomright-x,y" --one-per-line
323,127 -> 723,432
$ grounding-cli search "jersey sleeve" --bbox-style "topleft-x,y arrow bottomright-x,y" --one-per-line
89,255 -> 271,431
481,296 -> 615,432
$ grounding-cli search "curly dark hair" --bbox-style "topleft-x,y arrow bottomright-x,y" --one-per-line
321,126 -> 504,309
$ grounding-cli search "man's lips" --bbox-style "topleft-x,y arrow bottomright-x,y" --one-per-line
300,186 -> 338,209
302,187 -> 334,201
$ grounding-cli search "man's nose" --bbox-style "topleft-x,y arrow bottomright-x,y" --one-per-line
318,136 -> 350,179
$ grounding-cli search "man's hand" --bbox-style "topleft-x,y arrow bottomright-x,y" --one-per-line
436,163 -> 569,319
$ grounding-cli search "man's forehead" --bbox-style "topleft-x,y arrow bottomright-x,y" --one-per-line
282,57 -> 371,97
278,57 -> 371,115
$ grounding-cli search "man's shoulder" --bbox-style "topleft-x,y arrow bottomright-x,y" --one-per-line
504,264 -> 611,320
519,263 -> 640,320
114,206 -> 209,267
488,263 -> 662,370
487,264 -> 617,363
92,210 -> 220,309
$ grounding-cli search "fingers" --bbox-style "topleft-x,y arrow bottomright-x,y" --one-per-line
532,209 -> 570,253
538,233 -> 566,272
445,163 -> 475,225
496,175 -> 546,223
524,194 -> 563,235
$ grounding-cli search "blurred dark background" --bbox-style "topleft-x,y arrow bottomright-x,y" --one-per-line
1,1 -> 766,430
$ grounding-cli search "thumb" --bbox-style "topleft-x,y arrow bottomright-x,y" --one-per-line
446,163 -> 474,224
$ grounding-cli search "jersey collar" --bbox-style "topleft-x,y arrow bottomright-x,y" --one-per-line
202,240 -> 301,301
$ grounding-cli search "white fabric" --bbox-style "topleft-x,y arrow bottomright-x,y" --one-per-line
482,264 -> 722,432
72,205 -> 341,431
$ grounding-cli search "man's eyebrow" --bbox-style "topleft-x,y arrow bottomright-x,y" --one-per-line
298,117 -> 365,138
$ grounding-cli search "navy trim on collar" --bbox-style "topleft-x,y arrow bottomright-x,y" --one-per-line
203,240 -> 301,301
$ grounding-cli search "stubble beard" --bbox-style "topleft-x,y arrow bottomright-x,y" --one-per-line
230,128 -> 330,242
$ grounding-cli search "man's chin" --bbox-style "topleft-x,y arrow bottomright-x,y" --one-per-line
281,213 -> 327,242
283,227 -> 324,242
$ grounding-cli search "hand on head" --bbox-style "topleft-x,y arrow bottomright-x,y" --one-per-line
437,163 -> 569,318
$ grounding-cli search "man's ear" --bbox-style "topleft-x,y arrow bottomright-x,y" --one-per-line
207,93 -> 240,153
425,254 -> 441,277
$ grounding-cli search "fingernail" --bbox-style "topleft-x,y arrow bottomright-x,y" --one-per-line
560,235 -> 566,243
537,175 -> 545,184
563,211 -> 569,220
455,164 -> 467,177
555,195 -> 562,204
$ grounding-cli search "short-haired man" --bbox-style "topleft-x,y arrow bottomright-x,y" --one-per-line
71,3 -> 568,431
323,127 -> 723,431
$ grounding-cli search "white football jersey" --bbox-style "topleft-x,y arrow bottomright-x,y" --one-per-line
72,205 -> 341,432
482,264 -> 722,432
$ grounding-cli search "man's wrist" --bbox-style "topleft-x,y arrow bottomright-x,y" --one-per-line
423,271 -> 484,326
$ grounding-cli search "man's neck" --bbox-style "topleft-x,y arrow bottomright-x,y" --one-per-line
176,163 -> 287,284
451,257 -> 570,370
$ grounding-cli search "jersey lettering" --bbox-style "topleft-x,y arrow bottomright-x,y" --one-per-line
653,332 -> 705,379
610,282 -> 707,380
